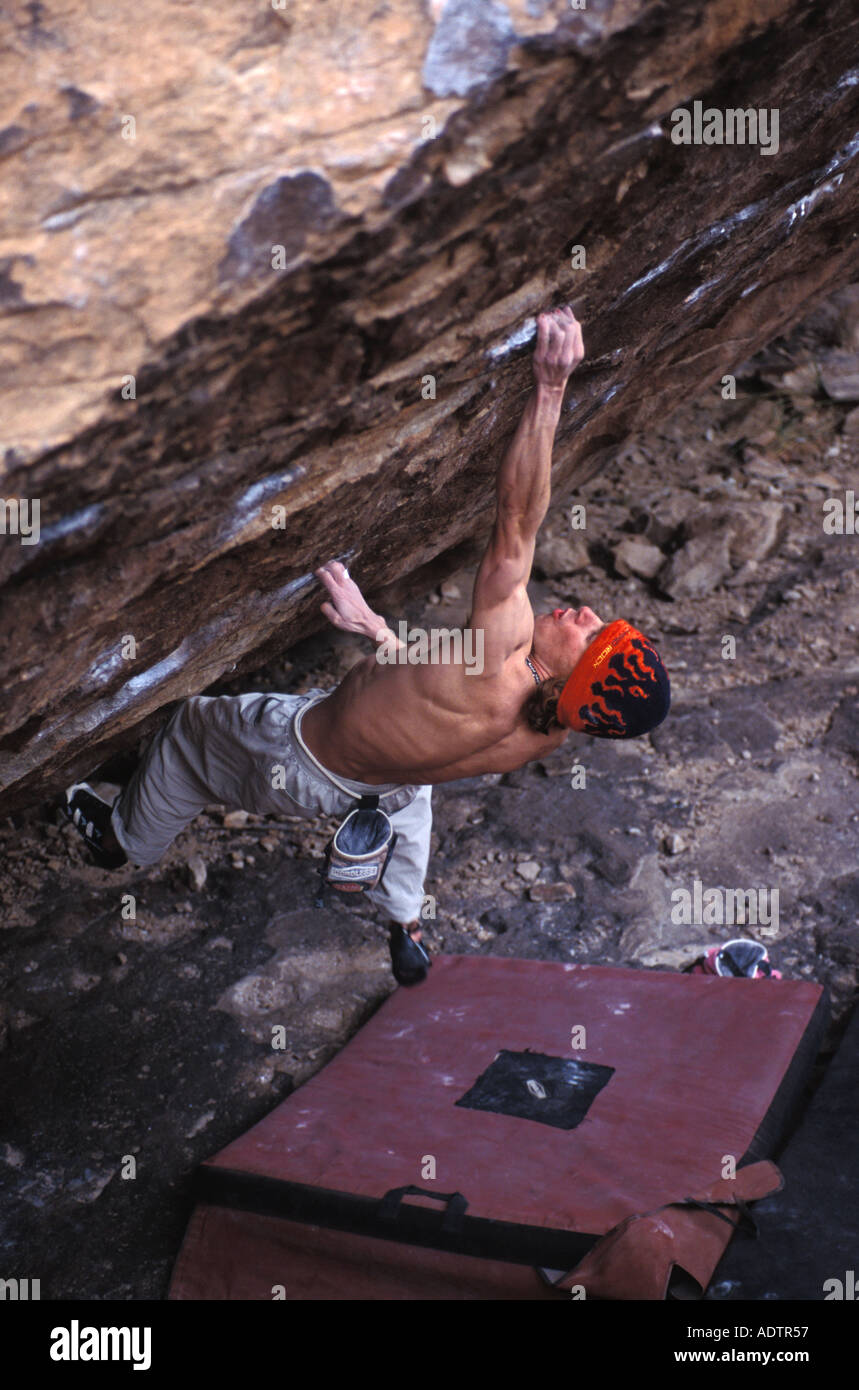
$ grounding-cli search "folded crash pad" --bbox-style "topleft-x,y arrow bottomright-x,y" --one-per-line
170,955 -> 826,1300
708,1000 -> 858,1301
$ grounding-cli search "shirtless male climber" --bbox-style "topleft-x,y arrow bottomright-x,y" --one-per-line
64,305 -> 670,986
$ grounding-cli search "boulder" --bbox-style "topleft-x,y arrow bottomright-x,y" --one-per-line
831,284 -> 859,351
658,528 -> 734,599
818,349 -> 859,401
661,499 -> 788,595
534,531 -> 591,576
613,536 -> 665,580
2,0 -> 859,812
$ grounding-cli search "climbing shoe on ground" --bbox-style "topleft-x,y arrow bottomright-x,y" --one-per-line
389,925 -> 431,986
687,938 -> 781,979
63,782 -> 128,869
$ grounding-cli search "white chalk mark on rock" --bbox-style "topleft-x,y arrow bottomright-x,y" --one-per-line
783,128 -> 859,231
40,504 -> 104,545
620,200 -> 767,302
835,65 -> 859,90
685,276 -> 723,305
605,120 -> 664,158
486,316 -> 537,360
786,175 -> 844,228
220,466 -> 307,542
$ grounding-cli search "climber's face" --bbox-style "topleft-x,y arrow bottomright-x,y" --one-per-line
532,606 -> 606,678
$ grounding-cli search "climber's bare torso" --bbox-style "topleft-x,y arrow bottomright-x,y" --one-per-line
301,629 -> 567,786
301,305 -> 588,787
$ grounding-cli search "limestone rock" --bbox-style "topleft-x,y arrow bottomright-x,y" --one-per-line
515,859 -> 541,882
187,855 -> 207,892
831,284 -> 859,351
658,529 -> 734,599
733,398 -> 783,445
662,833 -> 686,856
613,536 -> 665,580
708,500 -> 788,565
528,882 -> 576,902
636,943 -> 712,970
640,494 -> 698,548
534,532 -> 590,576
740,449 -> 790,481
819,350 -> 859,401
662,500 -> 788,595
781,363 -> 821,395
2,0 -> 859,812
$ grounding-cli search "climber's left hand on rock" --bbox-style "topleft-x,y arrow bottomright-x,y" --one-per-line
316,561 -> 376,636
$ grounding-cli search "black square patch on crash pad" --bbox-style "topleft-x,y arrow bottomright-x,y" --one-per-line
455,1050 -> 614,1130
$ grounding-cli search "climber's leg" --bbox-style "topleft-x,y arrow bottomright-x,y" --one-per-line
108,699 -> 221,866
103,690 -> 435,950
358,784 -> 434,983
109,692 -> 321,867
364,783 -> 433,925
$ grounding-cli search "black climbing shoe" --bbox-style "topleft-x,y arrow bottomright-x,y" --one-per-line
63,782 -> 128,869
388,925 -> 431,987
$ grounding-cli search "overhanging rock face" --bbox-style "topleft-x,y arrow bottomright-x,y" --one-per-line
1,0 -> 858,814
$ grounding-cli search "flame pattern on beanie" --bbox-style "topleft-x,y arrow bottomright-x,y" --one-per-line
557,619 -> 670,739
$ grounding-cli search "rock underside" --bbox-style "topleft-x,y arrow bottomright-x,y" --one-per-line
2,0 -> 859,811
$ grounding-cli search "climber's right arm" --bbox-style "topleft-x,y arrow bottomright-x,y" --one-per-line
472,308 -> 583,603
466,309 -> 584,667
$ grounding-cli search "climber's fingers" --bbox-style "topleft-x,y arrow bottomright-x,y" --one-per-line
534,305 -> 585,387
537,306 -> 578,347
567,317 -> 585,369
536,311 -> 560,350
320,600 -> 347,629
552,306 -> 584,369
316,561 -> 352,594
317,560 -> 354,582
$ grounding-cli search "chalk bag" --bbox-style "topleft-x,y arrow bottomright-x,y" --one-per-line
317,795 -> 397,903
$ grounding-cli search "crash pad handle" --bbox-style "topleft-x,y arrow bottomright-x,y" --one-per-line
377,1184 -> 468,1233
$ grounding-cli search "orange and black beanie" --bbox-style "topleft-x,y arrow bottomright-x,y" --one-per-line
557,619 -> 670,739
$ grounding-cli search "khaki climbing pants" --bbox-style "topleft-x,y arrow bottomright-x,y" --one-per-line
110,688 -> 433,924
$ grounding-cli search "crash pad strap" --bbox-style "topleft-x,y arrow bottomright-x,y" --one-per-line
194,1167 -> 600,1269
672,1195 -> 757,1237
377,1183 -> 468,1232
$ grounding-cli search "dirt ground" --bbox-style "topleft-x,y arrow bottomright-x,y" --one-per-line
1,293 -> 857,1299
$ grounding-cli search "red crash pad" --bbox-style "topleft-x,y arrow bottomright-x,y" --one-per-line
170,955 -> 825,1300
